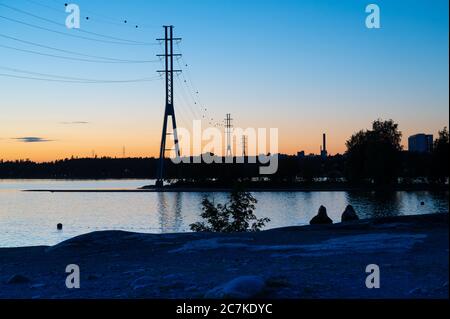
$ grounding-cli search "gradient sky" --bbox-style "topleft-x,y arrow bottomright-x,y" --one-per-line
0,0 -> 448,162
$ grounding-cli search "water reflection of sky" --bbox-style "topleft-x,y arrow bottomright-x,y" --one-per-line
0,180 -> 448,247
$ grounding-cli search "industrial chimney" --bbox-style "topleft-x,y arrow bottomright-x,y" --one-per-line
321,133 -> 328,159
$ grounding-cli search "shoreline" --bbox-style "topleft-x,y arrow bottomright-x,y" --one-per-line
23,184 -> 450,193
0,213 -> 448,299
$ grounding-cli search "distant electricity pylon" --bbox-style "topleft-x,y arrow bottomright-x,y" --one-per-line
156,25 -> 182,187
225,113 -> 233,157
242,135 -> 247,157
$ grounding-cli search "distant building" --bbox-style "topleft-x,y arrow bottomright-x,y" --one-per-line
297,151 -> 305,159
408,134 -> 433,153
320,133 -> 328,159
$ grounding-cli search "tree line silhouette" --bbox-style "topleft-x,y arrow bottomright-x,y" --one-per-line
0,120 -> 448,187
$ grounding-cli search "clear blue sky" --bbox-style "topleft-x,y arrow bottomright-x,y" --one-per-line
0,0 -> 448,160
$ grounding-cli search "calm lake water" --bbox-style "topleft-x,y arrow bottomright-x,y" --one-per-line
0,179 -> 448,247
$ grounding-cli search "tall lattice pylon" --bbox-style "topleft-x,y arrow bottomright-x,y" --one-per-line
225,113 -> 233,157
242,135 -> 247,157
156,26 -> 182,187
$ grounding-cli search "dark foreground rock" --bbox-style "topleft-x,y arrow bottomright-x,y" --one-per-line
205,276 -> 266,299
7,274 -> 31,285
0,213 -> 448,299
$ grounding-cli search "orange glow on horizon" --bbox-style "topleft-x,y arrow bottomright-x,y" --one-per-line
1,135 -> 412,163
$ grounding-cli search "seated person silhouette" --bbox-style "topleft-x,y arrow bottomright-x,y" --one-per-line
309,206 -> 333,225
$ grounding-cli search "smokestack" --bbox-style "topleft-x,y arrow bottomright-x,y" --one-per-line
323,133 -> 326,152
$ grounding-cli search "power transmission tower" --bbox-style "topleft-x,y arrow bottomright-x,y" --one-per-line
156,25 -> 182,187
242,135 -> 247,157
225,113 -> 233,157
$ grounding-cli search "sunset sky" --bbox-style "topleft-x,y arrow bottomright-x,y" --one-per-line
0,0 -> 448,162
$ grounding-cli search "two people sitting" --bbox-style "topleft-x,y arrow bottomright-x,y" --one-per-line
309,205 -> 359,225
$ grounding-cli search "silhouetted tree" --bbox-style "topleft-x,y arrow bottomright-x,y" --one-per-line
345,119 -> 402,185
430,127 -> 449,183
190,188 -> 270,232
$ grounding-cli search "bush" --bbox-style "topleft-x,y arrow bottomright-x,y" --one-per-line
190,189 -> 270,232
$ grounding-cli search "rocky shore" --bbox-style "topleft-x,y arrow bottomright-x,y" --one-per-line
0,213 -> 448,299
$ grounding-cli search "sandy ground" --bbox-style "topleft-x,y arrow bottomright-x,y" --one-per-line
0,213 -> 448,299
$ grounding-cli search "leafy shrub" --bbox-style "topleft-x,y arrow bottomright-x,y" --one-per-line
190,189 -> 270,232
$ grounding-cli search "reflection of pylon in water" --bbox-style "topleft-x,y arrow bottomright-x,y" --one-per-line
225,113 -> 233,157
156,26 -> 182,187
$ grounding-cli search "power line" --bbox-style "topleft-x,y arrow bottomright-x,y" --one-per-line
175,43 -> 204,100
23,0 -> 63,14
24,0 -> 139,29
0,68 -> 163,83
0,65 -> 159,82
0,73 -> 163,84
0,3 -> 154,45
175,42 -> 218,126
173,92 -> 192,129
0,42 -> 158,64
174,74 -> 202,121
175,63 -> 211,124
172,58 -> 199,104
0,15 -> 157,46
0,33 -> 159,63
45,0 -> 160,29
